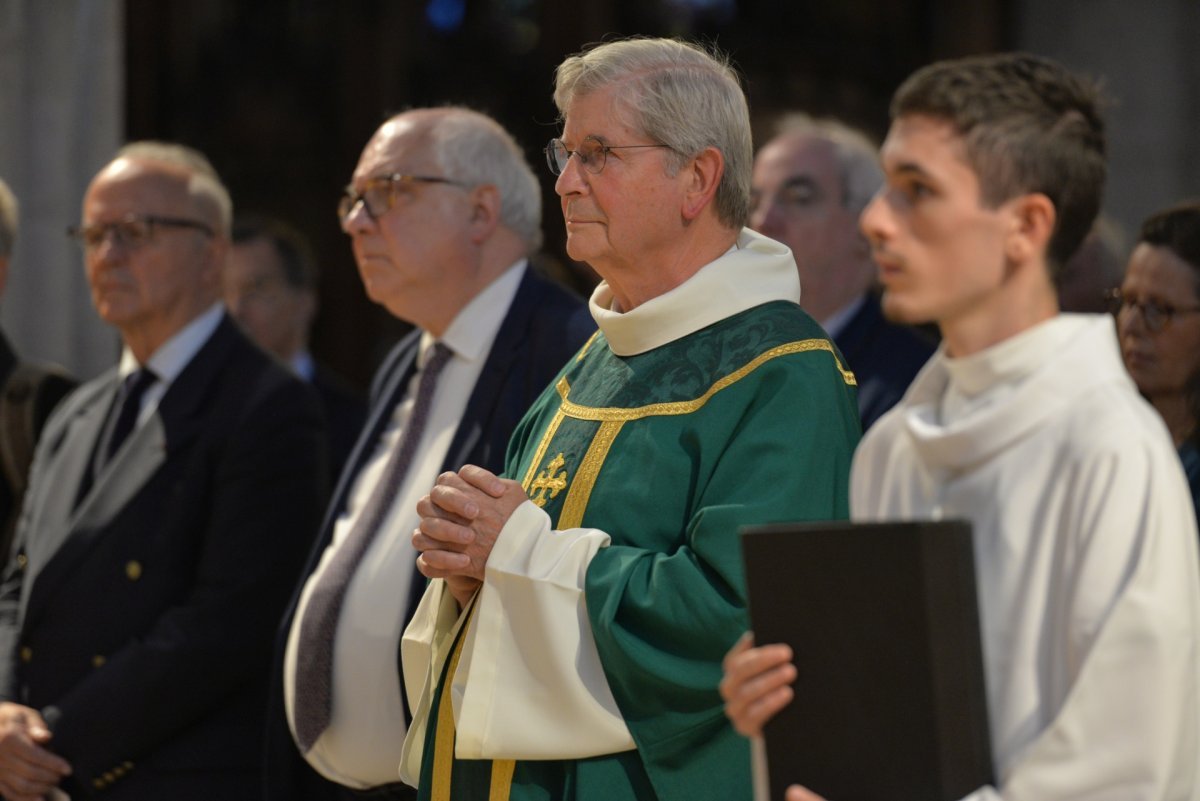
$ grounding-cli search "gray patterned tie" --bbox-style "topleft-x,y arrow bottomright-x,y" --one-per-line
292,342 -> 453,752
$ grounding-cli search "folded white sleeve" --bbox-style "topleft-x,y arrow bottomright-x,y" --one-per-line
452,499 -> 636,759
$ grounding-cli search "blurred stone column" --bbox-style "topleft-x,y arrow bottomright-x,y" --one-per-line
1017,0 -> 1200,249
0,0 -> 124,379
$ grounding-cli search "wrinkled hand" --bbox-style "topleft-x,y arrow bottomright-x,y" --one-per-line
719,632 -> 797,737
414,465 -> 529,607
0,702 -> 71,801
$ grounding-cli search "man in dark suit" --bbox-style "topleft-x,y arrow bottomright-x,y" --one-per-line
0,176 -> 77,561
750,114 -> 935,429
225,215 -> 367,475
265,107 -> 593,801
0,142 -> 325,801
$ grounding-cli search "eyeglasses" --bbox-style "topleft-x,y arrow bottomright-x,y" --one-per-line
544,137 -> 670,176
67,214 -> 214,250
338,173 -> 464,223
1105,288 -> 1200,333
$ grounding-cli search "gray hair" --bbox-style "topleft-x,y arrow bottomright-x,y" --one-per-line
553,37 -> 753,229
0,177 -> 17,259
115,141 -> 233,237
421,108 -> 543,252
772,113 -> 883,213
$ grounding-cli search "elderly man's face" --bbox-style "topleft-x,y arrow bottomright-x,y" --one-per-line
749,135 -> 865,316
341,117 -> 474,331
554,85 -> 686,280
82,159 -> 221,349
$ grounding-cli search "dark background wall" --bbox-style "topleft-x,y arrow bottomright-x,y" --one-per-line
126,0 -> 1009,388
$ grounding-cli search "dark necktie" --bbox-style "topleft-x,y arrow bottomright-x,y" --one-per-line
104,368 -> 158,463
292,342 -> 453,752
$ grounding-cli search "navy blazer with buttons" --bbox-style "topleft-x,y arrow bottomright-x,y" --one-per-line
263,265 -> 596,801
0,315 -> 326,799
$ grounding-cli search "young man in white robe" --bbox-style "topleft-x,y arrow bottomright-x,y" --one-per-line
721,52 -> 1200,801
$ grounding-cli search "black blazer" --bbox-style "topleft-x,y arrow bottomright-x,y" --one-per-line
309,362 -> 368,480
0,315 -> 326,799
835,292 -> 936,430
264,266 -> 596,801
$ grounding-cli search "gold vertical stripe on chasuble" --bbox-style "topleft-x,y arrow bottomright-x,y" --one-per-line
557,420 -> 624,529
520,407 -> 566,492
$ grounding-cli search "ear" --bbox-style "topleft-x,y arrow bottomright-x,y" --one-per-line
1004,192 -> 1056,267
466,184 -> 501,245
681,147 -> 724,222
200,235 -> 230,291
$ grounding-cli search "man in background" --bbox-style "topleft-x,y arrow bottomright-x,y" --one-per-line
225,216 -> 366,474
0,142 -> 325,800
268,106 -> 594,801
750,115 -> 934,429
0,177 -> 76,562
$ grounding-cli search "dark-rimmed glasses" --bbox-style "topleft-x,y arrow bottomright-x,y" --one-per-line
67,214 -> 214,251
544,137 -> 670,176
1105,287 -> 1200,334
338,173 -> 464,223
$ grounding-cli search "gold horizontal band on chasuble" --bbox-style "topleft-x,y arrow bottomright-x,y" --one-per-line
446,338 -> 853,801
557,337 -> 856,422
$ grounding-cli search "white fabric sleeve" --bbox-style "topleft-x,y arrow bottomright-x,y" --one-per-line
452,500 -> 636,759
961,447 -> 1200,801
398,578 -> 470,786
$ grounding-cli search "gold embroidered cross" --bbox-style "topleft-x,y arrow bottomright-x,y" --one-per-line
529,453 -> 568,507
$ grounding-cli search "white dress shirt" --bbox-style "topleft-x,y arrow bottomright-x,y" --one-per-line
285,261 -> 526,788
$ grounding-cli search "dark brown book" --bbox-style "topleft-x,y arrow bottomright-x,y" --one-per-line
739,520 -> 993,801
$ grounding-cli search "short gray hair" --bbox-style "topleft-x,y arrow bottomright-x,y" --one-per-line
0,177 -> 17,258
772,114 -> 883,214
553,37 -> 753,229
420,108 -> 543,252
115,141 -> 233,237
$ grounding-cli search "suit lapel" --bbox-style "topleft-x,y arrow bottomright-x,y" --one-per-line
17,376 -> 115,602
23,316 -> 240,621
441,269 -> 545,472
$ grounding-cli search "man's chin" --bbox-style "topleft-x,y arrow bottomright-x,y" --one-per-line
878,291 -> 932,326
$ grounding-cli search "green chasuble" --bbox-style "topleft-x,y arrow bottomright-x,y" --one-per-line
417,300 -> 860,801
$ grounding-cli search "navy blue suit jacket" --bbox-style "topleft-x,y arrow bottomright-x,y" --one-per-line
264,266 -> 595,801
0,316 -> 326,799
835,292 -> 936,430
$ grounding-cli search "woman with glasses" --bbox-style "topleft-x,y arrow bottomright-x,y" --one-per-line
1111,200 -> 1200,522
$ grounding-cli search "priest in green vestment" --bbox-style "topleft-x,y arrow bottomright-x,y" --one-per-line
402,37 -> 861,801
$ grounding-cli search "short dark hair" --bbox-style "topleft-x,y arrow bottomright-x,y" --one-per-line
892,52 -> 1107,274
1138,200 -> 1200,278
231,215 -> 318,291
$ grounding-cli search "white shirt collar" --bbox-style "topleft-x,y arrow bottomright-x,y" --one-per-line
419,259 -> 527,364
118,303 -> 225,384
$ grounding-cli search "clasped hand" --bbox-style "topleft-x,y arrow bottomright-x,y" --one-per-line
0,702 -> 71,801
413,465 -> 527,607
